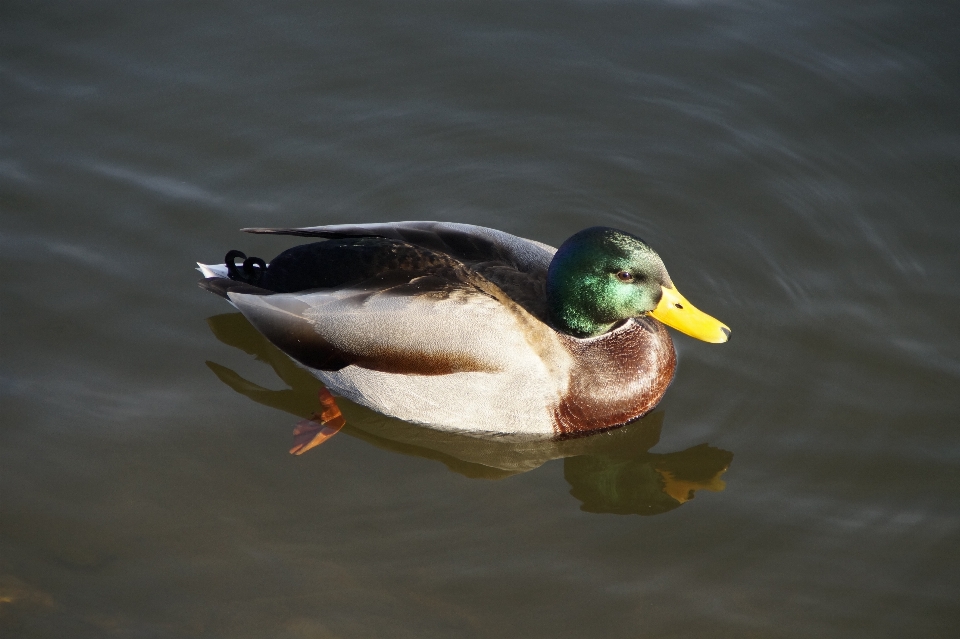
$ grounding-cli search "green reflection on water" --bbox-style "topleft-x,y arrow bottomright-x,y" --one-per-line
206,313 -> 733,515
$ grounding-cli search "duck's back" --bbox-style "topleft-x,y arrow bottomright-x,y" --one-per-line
240,221 -> 558,322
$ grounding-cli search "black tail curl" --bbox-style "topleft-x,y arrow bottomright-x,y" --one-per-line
225,250 -> 267,284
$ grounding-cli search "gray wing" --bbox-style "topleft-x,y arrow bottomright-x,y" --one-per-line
241,221 -> 556,269
241,221 -> 558,321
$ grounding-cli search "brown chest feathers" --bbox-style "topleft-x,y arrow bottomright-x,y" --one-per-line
552,317 -> 676,438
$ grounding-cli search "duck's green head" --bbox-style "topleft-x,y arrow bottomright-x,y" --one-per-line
546,227 -> 730,342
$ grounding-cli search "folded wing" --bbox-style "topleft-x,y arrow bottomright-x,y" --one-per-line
200,223 -> 560,376
241,221 -> 557,321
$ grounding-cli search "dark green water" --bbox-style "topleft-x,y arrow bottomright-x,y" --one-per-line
2,1 -> 959,637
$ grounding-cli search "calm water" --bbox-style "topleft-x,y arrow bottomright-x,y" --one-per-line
3,1 -> 959,636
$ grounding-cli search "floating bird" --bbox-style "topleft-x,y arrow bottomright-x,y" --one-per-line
199,222 -> 729,439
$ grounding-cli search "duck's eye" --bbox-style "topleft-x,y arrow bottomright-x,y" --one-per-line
615,270 -> 634,282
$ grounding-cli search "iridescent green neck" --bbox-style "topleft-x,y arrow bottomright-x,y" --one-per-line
546,227 -> 670,338
546,270 -> 623,338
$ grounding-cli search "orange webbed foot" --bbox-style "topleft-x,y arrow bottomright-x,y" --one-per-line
289,387 -> 345,455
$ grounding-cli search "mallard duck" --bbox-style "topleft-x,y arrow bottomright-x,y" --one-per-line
198,222 -> 729,438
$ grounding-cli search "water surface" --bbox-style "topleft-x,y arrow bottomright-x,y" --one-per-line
2,1 -> 959,637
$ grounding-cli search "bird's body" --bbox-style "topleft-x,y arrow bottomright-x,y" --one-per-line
199,222 -> 726,438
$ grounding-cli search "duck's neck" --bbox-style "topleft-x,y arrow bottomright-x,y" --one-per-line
546,269 -> 622,338
548,301 -> 617,338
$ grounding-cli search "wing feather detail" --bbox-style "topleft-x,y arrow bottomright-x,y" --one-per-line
240,221 -> 557,321
241,221 -> 556,274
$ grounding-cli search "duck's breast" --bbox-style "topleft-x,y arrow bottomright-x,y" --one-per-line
553,317 -> 676,437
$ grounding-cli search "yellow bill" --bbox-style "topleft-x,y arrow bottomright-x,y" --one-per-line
648,285 -> 730,343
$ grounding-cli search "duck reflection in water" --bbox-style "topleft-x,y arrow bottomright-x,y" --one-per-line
206,312 -> 733,516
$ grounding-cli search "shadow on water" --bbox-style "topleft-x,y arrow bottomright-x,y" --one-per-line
206,312 -> 734,515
